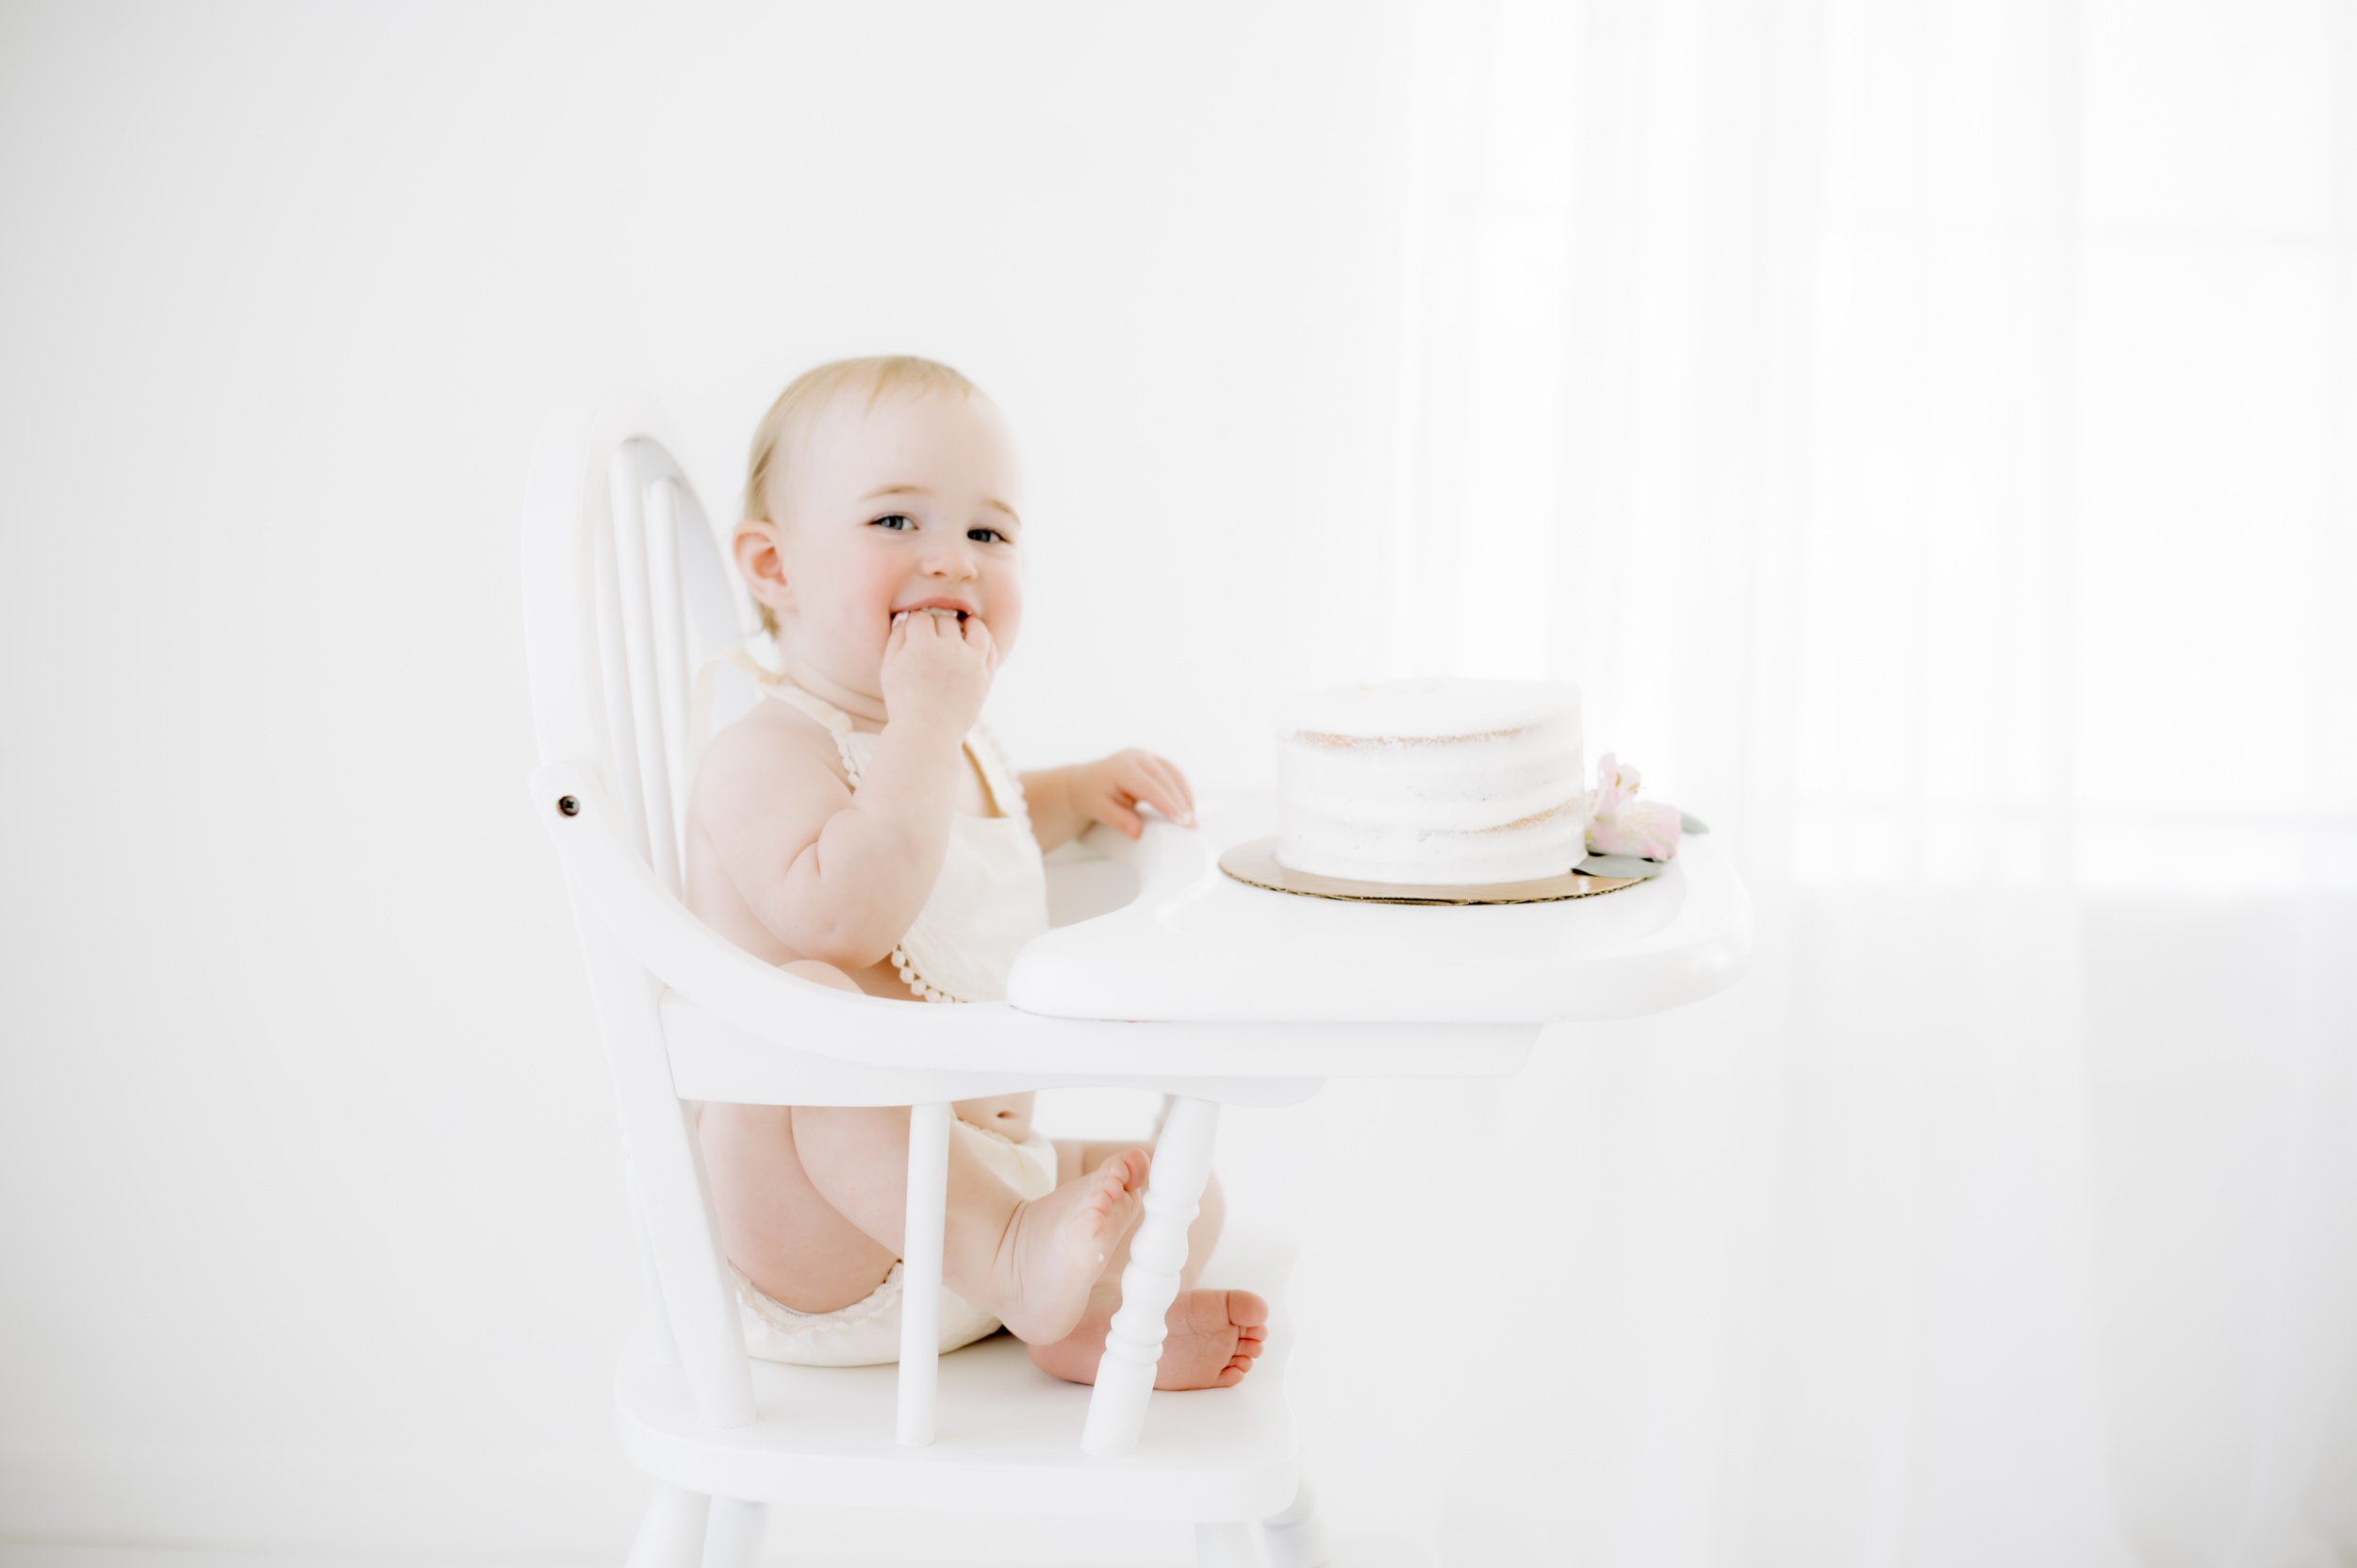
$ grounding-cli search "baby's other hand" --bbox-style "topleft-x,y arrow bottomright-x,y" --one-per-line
881,608 -> 997,736
1072,750 -> 1195,838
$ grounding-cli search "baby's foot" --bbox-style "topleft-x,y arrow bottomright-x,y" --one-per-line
1027,1288 -> 1270,1391
988,1150 -> 1148,1345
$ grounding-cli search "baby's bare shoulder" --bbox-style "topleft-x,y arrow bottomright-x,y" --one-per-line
692,702 -> 850,839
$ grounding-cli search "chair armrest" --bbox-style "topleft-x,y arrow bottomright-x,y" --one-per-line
533,760 -> 1528,1085
531,762 -> 884,1037
532,767 -> 1208,1045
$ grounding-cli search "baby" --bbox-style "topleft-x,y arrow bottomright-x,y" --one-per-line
684,355 -> 1267,1389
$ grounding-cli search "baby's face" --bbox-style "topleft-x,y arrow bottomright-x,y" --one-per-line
748,388 -> 1025,701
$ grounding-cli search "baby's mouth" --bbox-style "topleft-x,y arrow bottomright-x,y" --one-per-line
894,605 -> 971,624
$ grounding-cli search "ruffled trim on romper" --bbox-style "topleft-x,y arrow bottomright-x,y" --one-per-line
890,723 -> 1032,1003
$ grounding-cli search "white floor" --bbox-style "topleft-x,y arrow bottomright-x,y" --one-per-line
0,1552 -> 607,1568
0,1539 -> 1431,1568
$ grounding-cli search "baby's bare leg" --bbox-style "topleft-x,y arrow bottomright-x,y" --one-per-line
701,958 -> 905,1313
702,1101 -> 900,1312
1029,1147 -> 1267,1390
791,1106 -> 1148,1345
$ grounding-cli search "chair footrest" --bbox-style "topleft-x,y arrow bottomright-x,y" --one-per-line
615,1235 -> 1303,1523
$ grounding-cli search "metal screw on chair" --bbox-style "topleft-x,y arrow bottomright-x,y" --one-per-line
557,795 -> 580,817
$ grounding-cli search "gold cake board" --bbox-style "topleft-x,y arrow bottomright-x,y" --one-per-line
1218,837 -> 1642,906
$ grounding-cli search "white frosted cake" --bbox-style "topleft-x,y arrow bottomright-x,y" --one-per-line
1273,679 -> 1585,885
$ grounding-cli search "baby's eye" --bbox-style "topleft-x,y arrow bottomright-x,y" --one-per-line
967,527 -> 1008,544
871,513 -> 915,531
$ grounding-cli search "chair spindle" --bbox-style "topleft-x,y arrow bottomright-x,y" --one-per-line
896,1100 -> 953,1445
1082,1095 -> 1222,1456
610,446 -> 683,895
592,467 -> 652,867
646,476 -> 693,863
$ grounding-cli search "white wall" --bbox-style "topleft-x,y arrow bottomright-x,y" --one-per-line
10,6 -> 2355,1566
0,3 -> 1413,1555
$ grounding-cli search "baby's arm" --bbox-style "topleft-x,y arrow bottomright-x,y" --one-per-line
694,611 -> 997,967
1021,751 -> 1196,852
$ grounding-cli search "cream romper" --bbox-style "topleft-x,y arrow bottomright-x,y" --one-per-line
728,671 -> 1053,1367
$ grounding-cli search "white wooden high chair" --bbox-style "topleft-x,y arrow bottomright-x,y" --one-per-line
522,392 -> 1753,1567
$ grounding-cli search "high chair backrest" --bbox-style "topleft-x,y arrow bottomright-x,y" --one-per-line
522,393 -> 748,899
523,392 -> 766,1428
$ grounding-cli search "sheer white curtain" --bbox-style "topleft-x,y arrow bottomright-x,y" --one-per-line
1363,2 -> 2357,1562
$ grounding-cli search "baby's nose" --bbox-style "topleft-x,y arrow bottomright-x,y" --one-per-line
920,539 -> 979,576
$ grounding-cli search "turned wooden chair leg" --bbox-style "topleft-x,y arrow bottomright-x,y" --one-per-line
1082,1095 -> 1222,1456
625,1484 -> 707,1568
1196,1520 -> 1265,1567
1261,1478 -> 1332,1568
701,1496 -> 766,1568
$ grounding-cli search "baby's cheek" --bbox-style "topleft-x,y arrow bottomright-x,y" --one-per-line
839,567 -> 901,648
983,574 -> 1023,654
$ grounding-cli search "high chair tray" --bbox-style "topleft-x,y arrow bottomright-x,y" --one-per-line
1008,794 -> 1751,1025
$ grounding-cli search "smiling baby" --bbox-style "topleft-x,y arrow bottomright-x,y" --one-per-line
684,356 -> 1266,1387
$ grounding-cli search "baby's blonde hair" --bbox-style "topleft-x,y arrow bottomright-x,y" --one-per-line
742,355 -> 984,634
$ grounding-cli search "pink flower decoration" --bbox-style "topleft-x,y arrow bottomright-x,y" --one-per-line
1583,752 -> 1682,860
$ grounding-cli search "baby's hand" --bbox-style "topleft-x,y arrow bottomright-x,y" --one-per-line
1070,750 -> 1195,838
880,608 -> 997,736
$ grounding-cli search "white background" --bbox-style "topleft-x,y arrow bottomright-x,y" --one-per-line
4,4 -> 2354,1565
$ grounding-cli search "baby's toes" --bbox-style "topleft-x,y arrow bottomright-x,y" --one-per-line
1079,1151 -> 1147,1231
1227,1290 -> 1269,1330
1092,1150 -> 1147,1209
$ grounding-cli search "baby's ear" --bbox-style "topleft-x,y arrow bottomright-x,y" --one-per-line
732,519 -> 792,613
